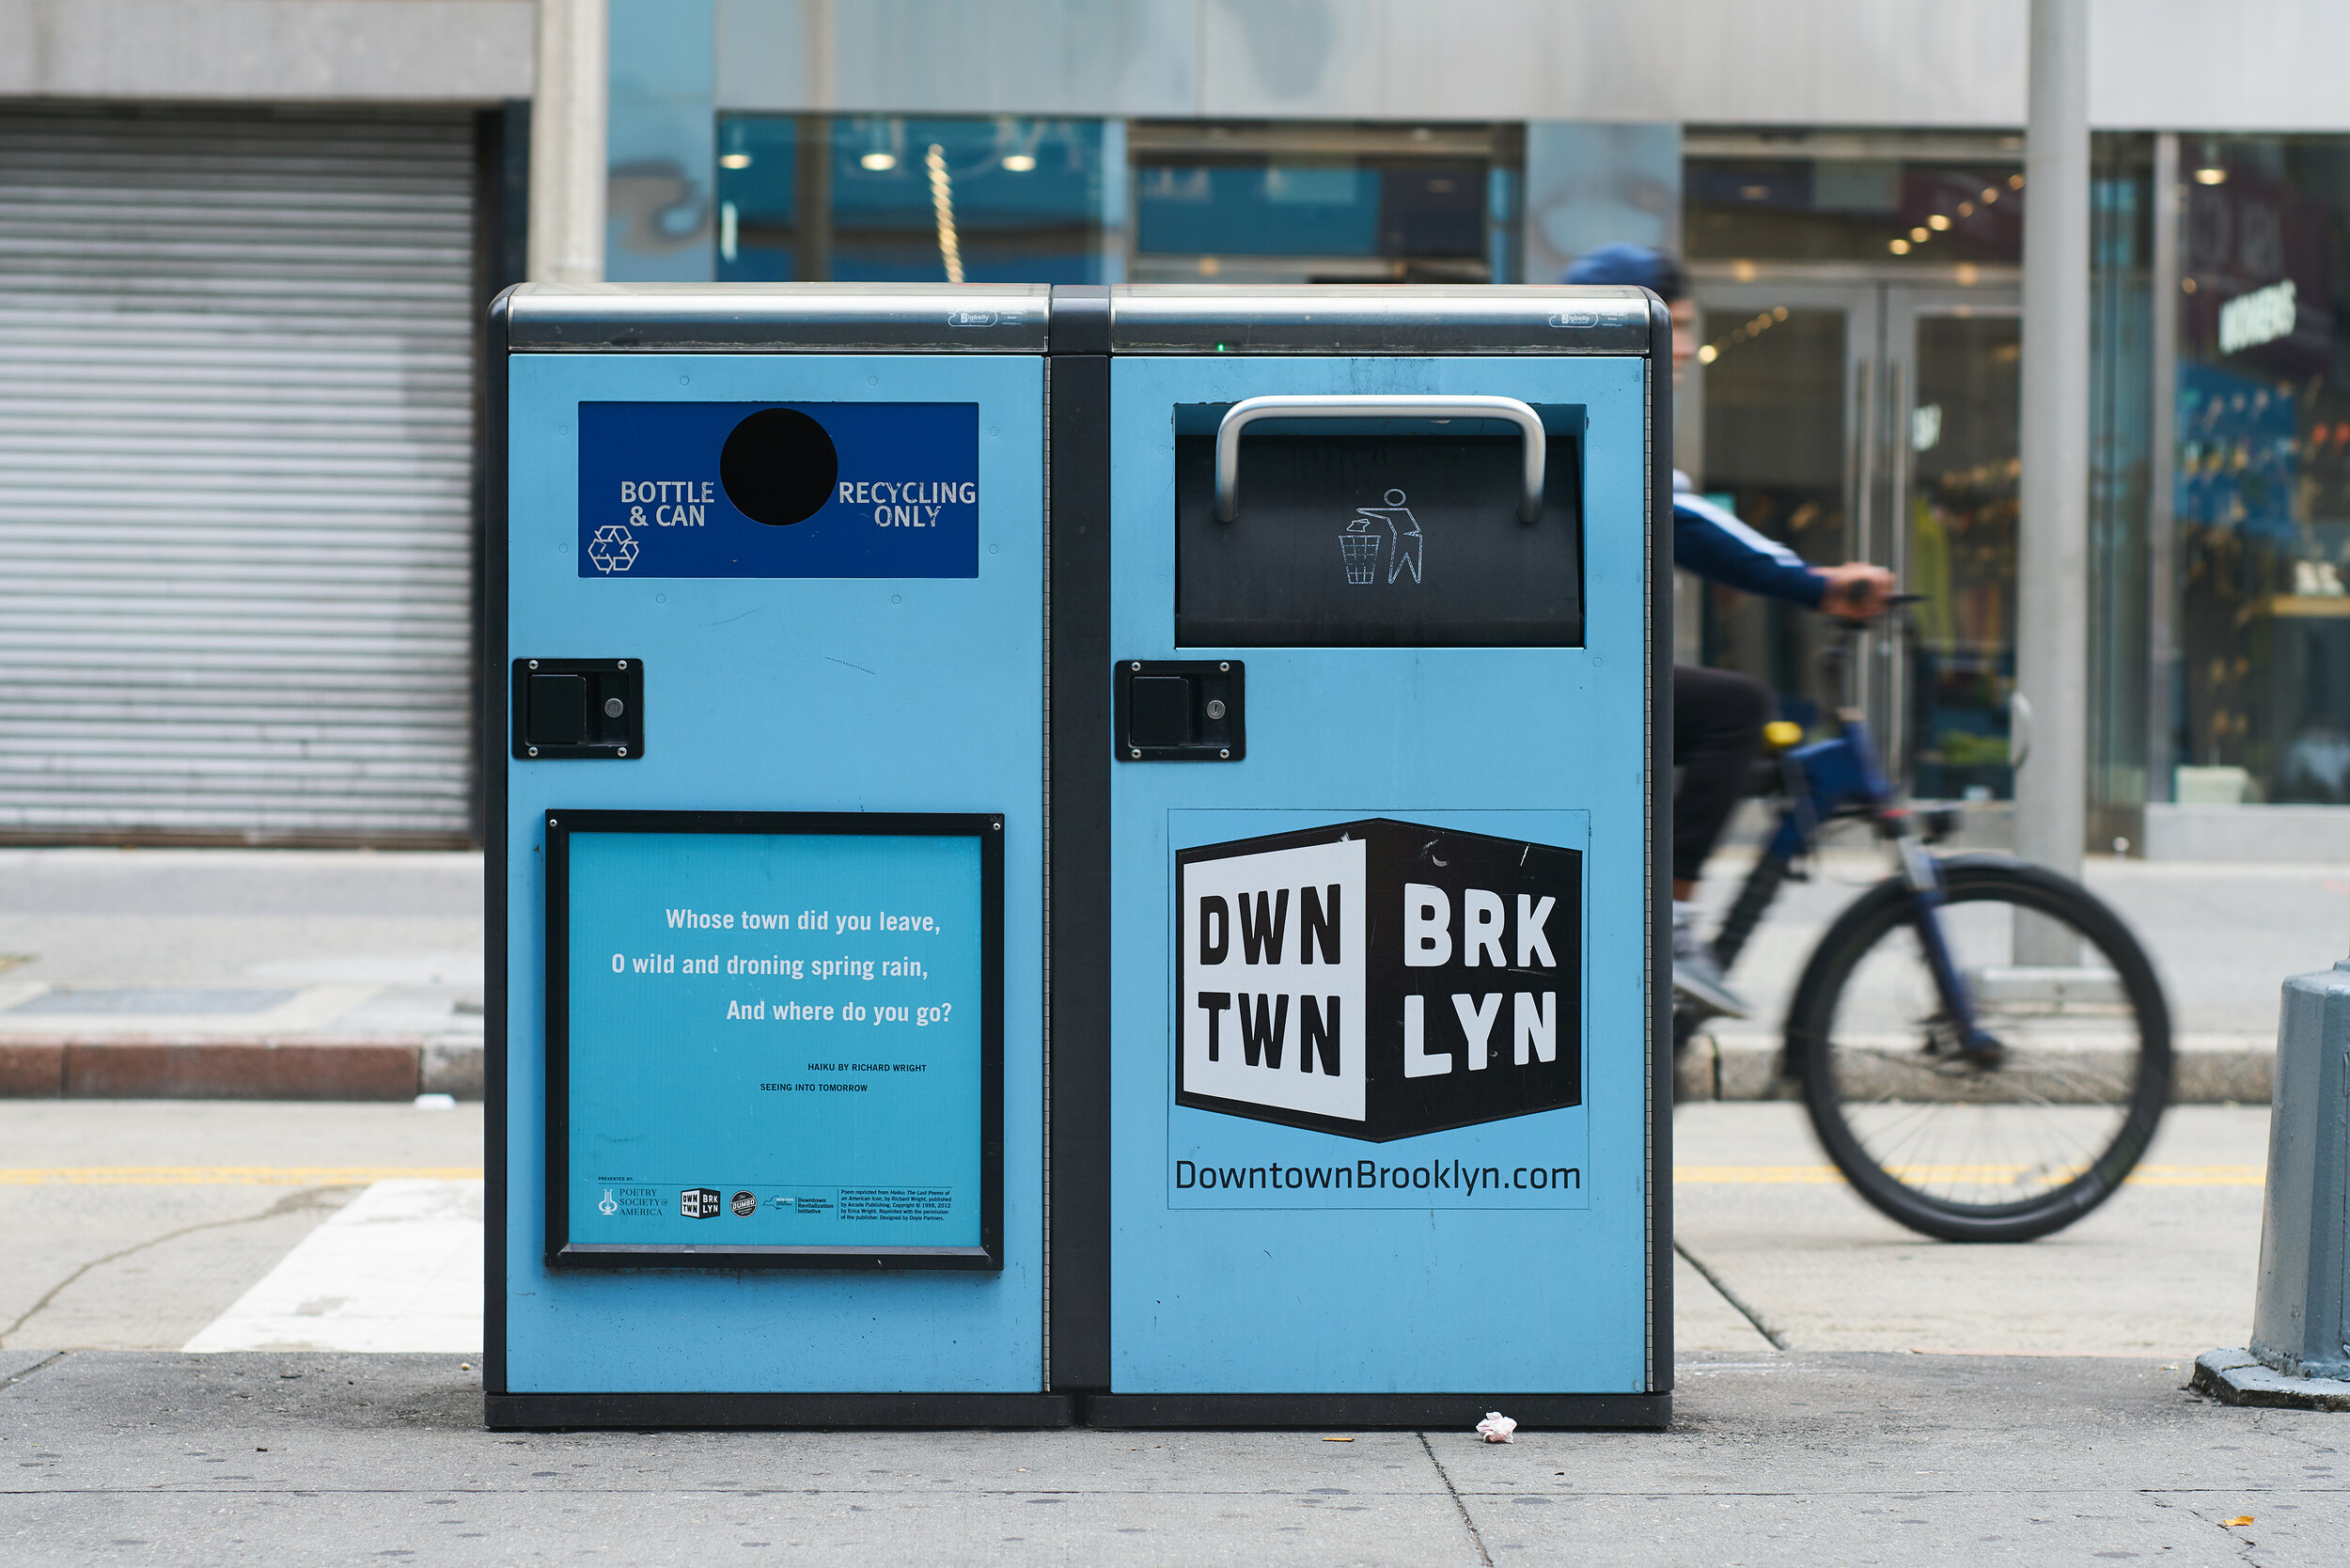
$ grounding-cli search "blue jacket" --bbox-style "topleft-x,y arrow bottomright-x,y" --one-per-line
1671,474 -> 1824,608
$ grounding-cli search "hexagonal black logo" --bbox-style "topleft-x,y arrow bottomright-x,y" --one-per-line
1175,819 -> 1582,1143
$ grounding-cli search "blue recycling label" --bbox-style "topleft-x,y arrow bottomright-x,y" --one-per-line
575,401 -> 979,579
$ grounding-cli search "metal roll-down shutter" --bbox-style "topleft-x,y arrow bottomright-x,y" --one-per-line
0,105 -> 479,842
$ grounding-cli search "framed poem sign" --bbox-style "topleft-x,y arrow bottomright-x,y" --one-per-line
543,810 -> 1004,1269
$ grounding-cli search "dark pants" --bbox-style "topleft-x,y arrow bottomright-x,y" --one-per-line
1673,665 -> 1771,885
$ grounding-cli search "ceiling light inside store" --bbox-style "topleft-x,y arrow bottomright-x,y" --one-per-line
2195,166 -> 2228,185
1741,184 -> 1769,199
1982,187 -> 1999,203
862,151 -> 898,171
2008,173 -> 2026,189
1928,213 -> 1951,230
1911,227 -> 1930,243
1698,344 -> 1718,365
1957,201 -> 1974,216
719,153 -> 752,169
1001,153 -> 1037,172
1889,238 -> 1911,254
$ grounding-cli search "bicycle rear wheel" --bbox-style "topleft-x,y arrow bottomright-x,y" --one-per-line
1786,856 -> 2171,1243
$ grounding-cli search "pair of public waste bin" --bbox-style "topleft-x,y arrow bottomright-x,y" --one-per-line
483,283 -> 1672,1429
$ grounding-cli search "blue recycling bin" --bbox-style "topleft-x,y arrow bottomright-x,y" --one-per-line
484,285 -> 1062,1426
1045,287 -> 1673,1427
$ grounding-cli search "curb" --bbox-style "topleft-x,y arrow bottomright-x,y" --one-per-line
2191,1347 -> 2350,1411
1677,1036 -> 2275,1105
0,1036 -> 484,1101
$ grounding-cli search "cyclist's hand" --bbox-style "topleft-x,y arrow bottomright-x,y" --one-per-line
1817,562 -> 1898,618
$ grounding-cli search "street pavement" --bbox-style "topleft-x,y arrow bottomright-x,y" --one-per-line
5,845 -> 2340,1100
0,1102 -> 482,1353
2,1347 -> 2341,1565
0,849 -> 2340,1562
1,1099 -> 2314,1564
0,1099 -> 2270,1360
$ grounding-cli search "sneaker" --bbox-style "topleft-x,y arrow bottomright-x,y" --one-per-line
1671,904 -> 1751,1019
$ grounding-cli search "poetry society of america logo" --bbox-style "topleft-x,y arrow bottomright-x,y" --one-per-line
1175,820 -> 1582,1142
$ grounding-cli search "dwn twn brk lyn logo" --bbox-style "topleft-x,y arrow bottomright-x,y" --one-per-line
1175,820 -> 1582,1142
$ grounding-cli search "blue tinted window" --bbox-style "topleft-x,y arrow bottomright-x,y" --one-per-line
717,115 -> 1105,283
714,117 -> 799,278
1137,164 -> 1382,256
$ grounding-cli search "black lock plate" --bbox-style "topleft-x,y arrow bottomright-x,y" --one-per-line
1115,660 -> 1244,761
512,658 -> 644,760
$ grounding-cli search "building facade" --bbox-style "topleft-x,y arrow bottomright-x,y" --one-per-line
2,0 -> 2343,851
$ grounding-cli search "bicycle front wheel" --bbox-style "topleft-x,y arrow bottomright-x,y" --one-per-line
1786,856 -> 2171,1243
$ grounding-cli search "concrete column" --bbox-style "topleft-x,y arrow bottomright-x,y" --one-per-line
2014,0 -> 2091,958
528,0 -> 607,285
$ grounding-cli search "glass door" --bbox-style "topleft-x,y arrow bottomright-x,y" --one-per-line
1683,284 -> 1880,729
1687,278 -> 2022,797
1883,289 -> 2023,798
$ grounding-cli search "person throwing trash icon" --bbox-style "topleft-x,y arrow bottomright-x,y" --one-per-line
1342,489 -> 1424,585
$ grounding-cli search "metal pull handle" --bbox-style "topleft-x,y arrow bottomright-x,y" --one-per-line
1214,394 -> 1547,524
2010,692 -> 2032,770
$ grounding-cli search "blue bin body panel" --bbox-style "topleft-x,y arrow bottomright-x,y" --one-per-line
1104,353 -> 1657,1394
499,350 -> 1044,1394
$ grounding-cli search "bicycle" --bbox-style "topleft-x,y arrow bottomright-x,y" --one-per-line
1676,614 -> 2173,1243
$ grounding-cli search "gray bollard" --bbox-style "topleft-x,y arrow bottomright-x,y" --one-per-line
2192,961 -> 2350,1409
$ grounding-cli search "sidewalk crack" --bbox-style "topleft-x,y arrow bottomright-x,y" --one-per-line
1417,1431 -> 1494,1567
1,1350 -> 66,1388
1675,1238 -> 1790,1350
0,1184 -> 354,1348
2150,1491 -> 2264,1565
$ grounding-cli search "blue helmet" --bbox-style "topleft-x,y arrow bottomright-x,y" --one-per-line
1561,243 -> 1684,302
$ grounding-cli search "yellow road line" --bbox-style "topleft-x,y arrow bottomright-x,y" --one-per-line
0,1166 -> 484,1186
1674,1164 -> 2264,1187
1676,1165 -> 1846,1184
2113,1165 -> 2266,1186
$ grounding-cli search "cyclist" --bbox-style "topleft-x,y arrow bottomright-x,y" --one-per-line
1562,243 -> 1896,1016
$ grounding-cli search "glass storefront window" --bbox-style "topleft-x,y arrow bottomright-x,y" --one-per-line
1128,122 -> 1520,283
2172,138 -> 2350,803
715,115 -> 1109,283
1907,316 -> 2023,798
1137,161 -> 1480,258
1696,304 -> 1850,719
1687,156 -> 2026,266
2086,136 -> 2154,846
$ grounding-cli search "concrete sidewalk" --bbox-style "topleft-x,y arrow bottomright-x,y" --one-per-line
0,845 -> 2340,1101
0,1101 -> 2269,1360
0,1103 -> 2321,1563
2,1349 -> 2341,1566
1683,847 -> 2350,1105
0,850 -> 481,1100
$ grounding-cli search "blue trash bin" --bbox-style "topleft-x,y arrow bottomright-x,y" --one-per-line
1045,287 -> 1674,1429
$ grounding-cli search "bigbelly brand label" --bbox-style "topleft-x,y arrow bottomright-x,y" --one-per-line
1175,820 -> 1583,1142
574,400 -> 979,579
